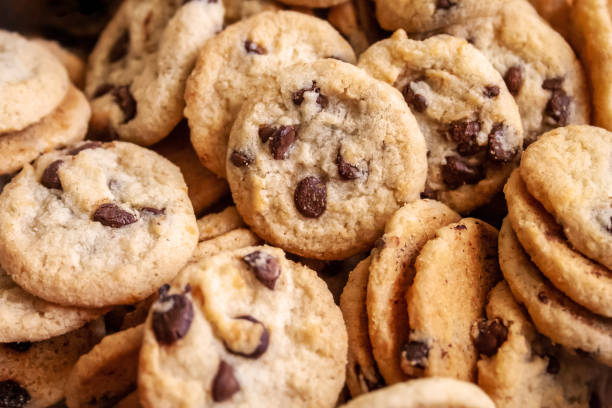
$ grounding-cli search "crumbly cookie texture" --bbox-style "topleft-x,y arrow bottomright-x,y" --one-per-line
139,246 -> 347,407
505,170 -> 612,317
184,10 -> 356,178
359,31 -> 523,214
86,0 -> 223,145
367,200 -> 460,385
440,0 -> 589,145
0,29 -> 69,133
227,59 -> 427,260
0,141 -> 198,308
499,218 -> 612,367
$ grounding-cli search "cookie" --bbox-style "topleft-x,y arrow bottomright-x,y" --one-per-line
184,10 -> 356,178
65,325 -> 144,408
0,29 -> 69,133
440,0 -> 589,145
86,0 -> 224,145
138,246 -> 347,407
0,141 -> 198,308
358,31 -> 523,214
476,281 -> 609,408
223,0 -> 281,24
505,170 -> 612,317
0,86 -> 90,176
115,392 -> 141,408
498,218 -> 612,367
192,228 -> 261,261
0,324 -> 101,408
196,206 -> 245,242
226,58 -> 428,260
327,1 -> 370,55
528,0 -> 572,39
31,38 -> 86,87
520,125 -> 612,271
0,266 -> 105,343
152,121 -> 229,215
338,377 -> 495,408
367,199 -> 460,384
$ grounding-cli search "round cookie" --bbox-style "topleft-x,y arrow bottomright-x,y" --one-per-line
184,10 -> 356,178
226,58 -> 428,260
520,125 -> 612,271
404,218 -> 501,381
367,200 -> 460,385
358,31 -> 523,214
338,377 -> 495,408
196,206 -> 245,242
138,246 -> 347,407
0,141 -> 198,308
192,228 -> 261,261
476,282 -> 609,408
440,0 -> 589,145
505,170 -> 612,317
498,218 -> 612,367
86,0 -> 223,145
0,86 -> 91,176
0,29 -> 69,133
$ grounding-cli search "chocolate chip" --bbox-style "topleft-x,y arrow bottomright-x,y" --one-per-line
41,160 -> 63,190
473,318 -> 508,357
141,207 -> 165,215
436,0 -> 456,9
69,141 -> 103,155
504,66 -> 523,95
448,119 -> 482,156
270,125 -> 297,160
488,123 -> 516,162
292,81 -> 328,108
152,285 -> 194,345
92,83 -> 114,98
442,156 -> 485,189
112,86 -> 136,123
4,342 -> 31,353
93,203 -> 137,228
455,224 -> 467,230
242,251 -> 281,290
542,77 -> 564,90
336,152 -> 363,180
546,355 -> 560,374
538,291 -> 549,304
109,30 -> 129,62
244,40 -> 266,55
258,125 -> 277,143
212,360 -> 240,402
226,315 -> 270,358
294,176 -> 327,218
545,89 -> 571,125
403,82 -> 428,113
230,150 -> 253,167
0,380 -> 30,408
484,85 -> 500,98
401,341 -> 429,370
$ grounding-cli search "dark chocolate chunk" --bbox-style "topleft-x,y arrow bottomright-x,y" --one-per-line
109,30 -> 129,62
294,176 -> 327,218
504,66 -> 523,95
242,251 -> 281,290
226,315 -> 270,358
258,125 -> 277,143
545,89 -> 571,125
484,85 -> 500,98
244,40 -> 266,55
542,77 -> 564,90
0,380 -> 30,408
230,150 -> 254,167
111,86 -> 137,123
442,156 -> 485,189
291,81 -> 328,108
270,125 -> 297,160
336,152 -> 363,180
448,119 -> 482,156
403,82 -> 428,113
41,160 -> 64,190
401,341 -> 429,370
436,0 -> 457,9
473,318 -> 508,357
488,123 -> 516,162
152,285 -> 194,345
93,203 -> 137,228
212,360 -> 240,402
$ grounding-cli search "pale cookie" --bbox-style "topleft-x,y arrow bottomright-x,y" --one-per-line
476,282 -> 610,408
338,377 -> 495,408
440,0 -> 589,145
184,10 -> 356,178
139,246 -> 347,407
340,256 -> 385,397
499,218 -> 612,367
367,200 -> 460,384
31,38 -> 86,87
66,325 -> 144,408
0,29 -> 69,133
192,228 -> 261,261
86,0 -> 223,145
0,86 -> 90,176
152,121 -> 229,215
505,170 -> 612,317
0,141 -> 198,308
196,206 -> 245,242
520,126 -> 612,271
227,59 -> 427,260
0,324 -> 100,408
404,218 -> 501,381
359,31 -> 523,214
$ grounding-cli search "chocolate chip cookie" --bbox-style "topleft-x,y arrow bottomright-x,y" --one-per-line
359,31 -> 523,213
226,58 -> 428,260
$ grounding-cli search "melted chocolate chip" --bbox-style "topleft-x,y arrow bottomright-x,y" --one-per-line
226,316 -> 270,358
292,82 -> 328,108
484,85 -> 500,98
230,150 -> 253,167
442,156 -> 485,189
0,380 -> 30,408
258,125 -> 277,143
401,341 -> 429,369
488,123 -> 516,162
504,66 -> 523,95
545,89 -> 571,125
538,291 -> 549,304
244,40 -> 266,55
403,82 -> 428,113
546,355 -> 560,374
92,83 -> 114,98
294,176 -> 327,218
112,86 -> 137,123
336,152 -> 363,180
473,318 -> 508,357
436,0 -> 457,9
141,207 -> 165,215
152,285 -> 194,345
109,30 -> 129,63
212,360 -> 240,402
4,342 -> 31,353
242,251 -> 281,290
93,203 -> 137,228
542,77 -> 564,90
270,125 -> 297,160
448,119 -> 482,156
41,160 -> 63,190
69,141 -> 103,155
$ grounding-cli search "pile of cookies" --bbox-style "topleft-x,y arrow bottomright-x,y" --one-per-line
0,0 -> 611,407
